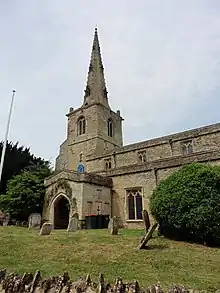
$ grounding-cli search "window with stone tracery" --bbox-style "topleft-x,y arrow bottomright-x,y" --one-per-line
138,150 -> 146,163
77,116 -> 86,135
126,189 -> 143,220
104,158 -> 112,170
182,140 -> 193,155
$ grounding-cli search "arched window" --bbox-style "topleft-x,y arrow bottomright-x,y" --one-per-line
126,189 -> 143,220
108,119 -> 113,137
182,140 -> 193,155
138,151 -> 146,163
77,116 -> 86,135
104,158 -> 112,170
128,193 -> 135,220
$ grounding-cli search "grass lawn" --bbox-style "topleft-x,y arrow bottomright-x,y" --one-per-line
0,227 -> 220,291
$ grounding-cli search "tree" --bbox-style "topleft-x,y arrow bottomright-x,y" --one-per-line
150,163 -> 220,247
0,165 -> 51,221
0,141 -> 49,195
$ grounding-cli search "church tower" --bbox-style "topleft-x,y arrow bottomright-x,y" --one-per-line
60,28 -> 123,172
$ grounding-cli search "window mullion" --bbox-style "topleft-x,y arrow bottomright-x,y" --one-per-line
134,194 -> 137,220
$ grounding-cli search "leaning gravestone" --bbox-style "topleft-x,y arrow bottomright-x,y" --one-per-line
28,213 -> 41,229
39,223 -> 52,236
139,223 -> 158,249
142,210 -> 150,233
67,217 -> 78,232
109,216 -> 119,235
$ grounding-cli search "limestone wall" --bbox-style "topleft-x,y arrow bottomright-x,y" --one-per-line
66,103 -> 123,172
55,140 -> 68,171
43,171 -> 112,223
81,183 -> 111,217
109,158 -> 220,228
86,122 -> 220,173
0,269 -> 218,293
111,170 -> 156,227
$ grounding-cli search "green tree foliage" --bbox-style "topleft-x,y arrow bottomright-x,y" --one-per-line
0,166 -> 51,221
150,163 -> 220,247
0,141 -> 49,195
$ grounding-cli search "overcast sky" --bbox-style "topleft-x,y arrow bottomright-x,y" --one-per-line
1,0 -> 220,166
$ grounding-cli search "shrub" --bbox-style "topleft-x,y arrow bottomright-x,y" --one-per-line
150,163 -> 220,246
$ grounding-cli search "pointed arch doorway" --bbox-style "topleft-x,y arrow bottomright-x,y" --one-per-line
51,194 -> 70,229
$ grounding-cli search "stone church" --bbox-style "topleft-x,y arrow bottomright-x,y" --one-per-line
43,28 -> 220,229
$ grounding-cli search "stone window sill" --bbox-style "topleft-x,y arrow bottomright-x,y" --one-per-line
126,219 -> 143,223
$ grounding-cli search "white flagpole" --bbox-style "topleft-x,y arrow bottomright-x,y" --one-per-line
0,90 -> 16,185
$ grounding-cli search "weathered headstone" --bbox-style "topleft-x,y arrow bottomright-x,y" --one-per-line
39,223 -> 52,236
67,217 -> 78,232
142,210 -> 150,233
28,213 -> 41,229
0,210 -> 5,226
139,223 -> 158,249
22,221 -> 28,227
10,219 -> 16,226
3,214 -> 10,226
109,216 -> 119,235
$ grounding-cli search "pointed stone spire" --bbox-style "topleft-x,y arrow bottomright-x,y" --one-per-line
83,28 -> 110,108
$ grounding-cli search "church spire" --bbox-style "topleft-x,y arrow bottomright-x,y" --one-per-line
83,28 -> 110,108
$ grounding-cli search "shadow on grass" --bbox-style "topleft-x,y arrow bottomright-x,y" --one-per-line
140,244 -> 168,250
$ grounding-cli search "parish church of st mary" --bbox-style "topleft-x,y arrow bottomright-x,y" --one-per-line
43,28 -> 220,229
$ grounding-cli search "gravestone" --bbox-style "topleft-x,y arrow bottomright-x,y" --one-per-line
28,213 -> 41,229
67,217 -> 78,232
0,210 -> 5,226
139,223 -> 158,249
142,210 -> 150,233
3,214 -> 10,226
39,223 -> 52,236
109,216 -> 119,235
22,221 -> 28,227
11,219 -> 16,226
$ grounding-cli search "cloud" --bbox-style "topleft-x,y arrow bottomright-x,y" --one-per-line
0,0 -> 220,165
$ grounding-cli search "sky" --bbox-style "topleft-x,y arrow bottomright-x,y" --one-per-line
1,0 -> 220,166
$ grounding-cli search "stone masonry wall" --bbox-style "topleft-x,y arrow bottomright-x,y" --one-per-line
0,269 -> 218,293
81,183 -> 111,217
55,140 -> 68,171
111,170 -> 156,227
86,122 -> 220,173
109,157 -> 220,228
43,171 -> 112,223
66,103 -> 123,172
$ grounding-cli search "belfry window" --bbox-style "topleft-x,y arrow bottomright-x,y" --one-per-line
105,158 -> 112,170
77,116 -> 86,135
108,119 -> 113,137
127,189 -> 143,220
182,140 -> 193,155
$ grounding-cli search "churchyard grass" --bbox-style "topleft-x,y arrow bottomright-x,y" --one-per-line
0,227 -> 220,291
